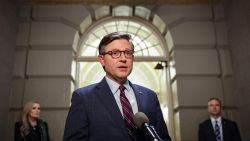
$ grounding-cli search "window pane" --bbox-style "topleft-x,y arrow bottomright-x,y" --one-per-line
80,19 -> 164,57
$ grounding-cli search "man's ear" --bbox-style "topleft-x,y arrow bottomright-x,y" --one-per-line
98,55 -> 105,67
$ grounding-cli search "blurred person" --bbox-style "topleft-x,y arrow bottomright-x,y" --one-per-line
198,97 -> 241,141
15,101 -> 50,141
63,32 -> 171,141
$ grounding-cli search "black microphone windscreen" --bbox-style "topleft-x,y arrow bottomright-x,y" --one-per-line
133,112 -> 149,129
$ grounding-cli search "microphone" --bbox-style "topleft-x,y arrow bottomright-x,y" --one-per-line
133,112 -> 163,141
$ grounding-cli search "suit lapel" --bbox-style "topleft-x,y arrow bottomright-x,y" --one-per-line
129,82 -> 145,113
208,119 -> 218,141
95,78 -> 128,138
221,118 -> 228,140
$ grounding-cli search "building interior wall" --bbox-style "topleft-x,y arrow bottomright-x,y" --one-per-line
225,0 -> 250,140
0,0 -> 18,140
0,0 -> 250,141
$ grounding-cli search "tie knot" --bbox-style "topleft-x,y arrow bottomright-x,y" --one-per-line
119,85 -> 125,92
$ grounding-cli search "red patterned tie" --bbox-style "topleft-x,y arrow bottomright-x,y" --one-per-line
119,85 -> 136,141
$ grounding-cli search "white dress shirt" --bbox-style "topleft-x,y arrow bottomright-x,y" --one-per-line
105,76 -> 138,117
210,116 -> 223,141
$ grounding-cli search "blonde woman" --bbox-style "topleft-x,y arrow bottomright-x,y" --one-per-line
14,101 -> 50,141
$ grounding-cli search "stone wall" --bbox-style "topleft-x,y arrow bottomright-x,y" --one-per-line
225,0 -> 250,140
6,3 -> 239,141
0,0 -> 18,140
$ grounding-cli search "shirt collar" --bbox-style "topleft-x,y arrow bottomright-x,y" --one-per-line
210,116 -> 222,123
105,76 -> 131,94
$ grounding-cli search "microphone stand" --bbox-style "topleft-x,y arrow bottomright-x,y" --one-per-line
144,123 -> 163,141
150,126 -> 163,141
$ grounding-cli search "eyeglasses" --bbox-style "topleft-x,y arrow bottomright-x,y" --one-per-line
101,50 -> 134,59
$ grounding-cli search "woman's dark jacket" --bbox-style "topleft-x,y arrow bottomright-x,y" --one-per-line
14,119 -> 50,141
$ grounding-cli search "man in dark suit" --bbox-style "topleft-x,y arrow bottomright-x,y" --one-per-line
198,98 -> 241,141
63,32 -> 171,141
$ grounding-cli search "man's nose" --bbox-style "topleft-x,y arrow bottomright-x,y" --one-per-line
120,52 -> 127,60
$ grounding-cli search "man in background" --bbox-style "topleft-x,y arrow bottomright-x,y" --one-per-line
198,97 -> 241,141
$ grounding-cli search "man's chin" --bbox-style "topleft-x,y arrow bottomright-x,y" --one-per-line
117,76 -> 128,80
118,72 -> 130,77
117,74 -> 129,79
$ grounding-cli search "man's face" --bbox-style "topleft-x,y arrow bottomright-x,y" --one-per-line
208,99 -> 221,117
98,39 -> 134,84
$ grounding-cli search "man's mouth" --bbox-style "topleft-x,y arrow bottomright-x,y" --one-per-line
118,66 -> 128,71
118,66 -> 127,68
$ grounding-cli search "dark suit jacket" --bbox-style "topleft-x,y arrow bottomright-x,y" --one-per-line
63,78 -> 171,141
198,118 -> 241,141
